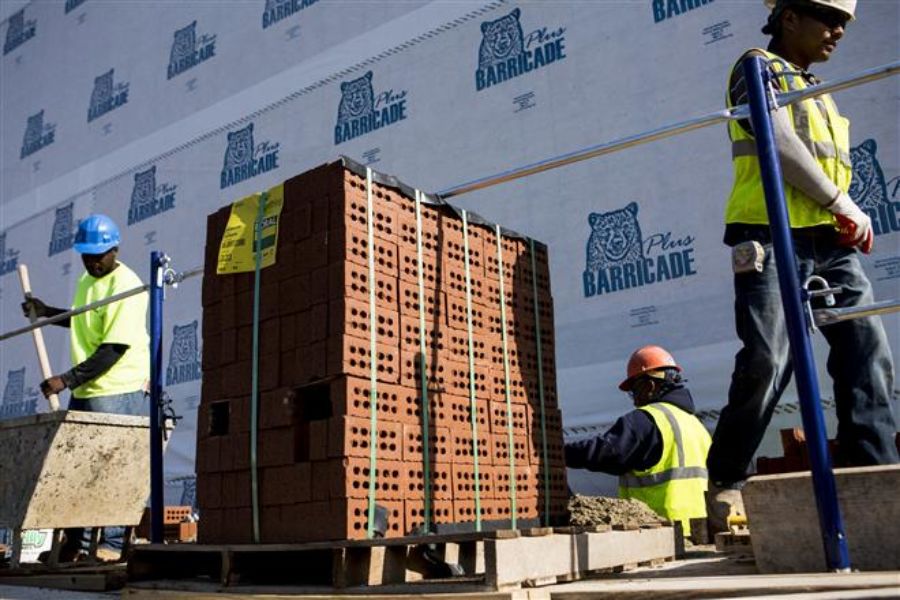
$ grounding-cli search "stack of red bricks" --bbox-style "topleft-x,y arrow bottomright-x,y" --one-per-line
757,428 -> 900,475
197,160 -> 567,544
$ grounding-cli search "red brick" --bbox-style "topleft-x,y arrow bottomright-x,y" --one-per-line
221,470 -> 251,508
222,360 -> 251,396
399,350 -> 450,390
218,433 -> 235,472
404,498 -> 454,534
444,293 -> 486,332
202,333 -> 221,370
492,464 -> 538,499
233,433 -> 250,470
327,337 -> 400,384
346,498 -> 404,540
260,505 -> 287,543
493,432 -> 530,467
401,461 -> 453,500
333,186 -> 398,242
402,423 -> 451,463
260,388 -> 295,429
328,416 -> 402,461
311,459 -> 342,501
324,261 -> 397,308
221,507 -> 253,543
202,303 -> 221,340
430,394 -> 489,432
261,463 -> 311,506
489,401 -> 531,435
397,279 -> 445,322
278,273 -> 311,314
308,420 -> 328,461
452,462 -> 494,500
297,230 -> 329,270
326,376 -> 410,424
398,245 -> 442,287
309,303 -> 328,342
453,499 -> 495,524
329,297 -> 400,346
258,427 -> 296,467
280,202 -> 311,242
338,457 -> 405,500
220,328 -> 236,366
443,360 -> 491,401
329,227 -> 398,278
219,294 -> 236,330
443,330 -> 491,373
449,426 -> 492,465
280,314 -> 297,352
197,472 -> 222,509
198,507 -> 224,543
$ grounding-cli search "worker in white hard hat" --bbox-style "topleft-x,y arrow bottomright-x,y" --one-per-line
707,0 -> 899,533
565,346 -> 712,530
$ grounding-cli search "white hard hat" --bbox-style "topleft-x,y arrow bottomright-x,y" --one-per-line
764,0 -> 856,20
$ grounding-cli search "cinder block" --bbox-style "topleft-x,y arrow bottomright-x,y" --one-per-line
327,416 -> 403,461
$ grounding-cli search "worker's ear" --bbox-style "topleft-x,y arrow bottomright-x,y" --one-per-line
780,7 -> 802,36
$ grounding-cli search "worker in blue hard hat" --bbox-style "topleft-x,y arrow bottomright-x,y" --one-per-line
707,0 -> 898,533
22,213 -> 150,411
22,214 -> 149,561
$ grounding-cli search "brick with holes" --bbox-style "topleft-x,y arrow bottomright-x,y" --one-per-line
328,415 -> 403,461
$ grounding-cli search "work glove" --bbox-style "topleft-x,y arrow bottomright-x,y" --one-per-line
828,193 -> 873,254
21,296 -> 50,319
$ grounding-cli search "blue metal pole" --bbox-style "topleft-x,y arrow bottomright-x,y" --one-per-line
742,56 -> 850,571
149,252 -> 165,544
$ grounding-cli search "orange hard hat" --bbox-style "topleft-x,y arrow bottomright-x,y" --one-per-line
619,345 -> 682,391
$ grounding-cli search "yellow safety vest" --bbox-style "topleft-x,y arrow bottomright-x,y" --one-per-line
725,49 -> 853,228
618,402 -> 711,529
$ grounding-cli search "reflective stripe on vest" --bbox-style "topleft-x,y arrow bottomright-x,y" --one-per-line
724,49 -> 852,228
618,403 -> 708,489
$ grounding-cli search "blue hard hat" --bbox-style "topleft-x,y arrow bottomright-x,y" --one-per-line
74,214 -> 121,254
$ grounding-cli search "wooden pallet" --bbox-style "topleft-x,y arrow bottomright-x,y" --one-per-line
127,525 -> 676,592
0,562 -> 127,591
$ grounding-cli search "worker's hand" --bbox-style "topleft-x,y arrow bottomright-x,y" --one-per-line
21,296 -> 50,319
829,193 -> 873,254
40,376 -> 67,398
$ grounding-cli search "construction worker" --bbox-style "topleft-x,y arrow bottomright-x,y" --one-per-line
707,0 -> 899,531
21,213 -> 149,560
565,346 -> 712,530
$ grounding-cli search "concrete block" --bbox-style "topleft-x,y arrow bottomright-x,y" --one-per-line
744,465 -> 900,573
0,411 -> 158,530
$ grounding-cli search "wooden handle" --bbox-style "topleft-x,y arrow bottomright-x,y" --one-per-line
17,264 -> 60,411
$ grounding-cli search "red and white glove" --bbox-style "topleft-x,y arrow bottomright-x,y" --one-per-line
829,193 -> 873,254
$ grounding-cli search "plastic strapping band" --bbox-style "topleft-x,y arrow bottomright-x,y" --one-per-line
462,210 -> 482,531
530,238 -> 550,525
495,225 -> 517,528
414,190 -> 432,533
250,190 -> 267,543
365,168 -> 379,540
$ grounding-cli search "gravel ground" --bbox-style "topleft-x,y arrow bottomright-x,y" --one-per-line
567,494 -> 664,528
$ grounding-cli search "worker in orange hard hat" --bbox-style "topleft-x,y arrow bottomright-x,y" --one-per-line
565,346 -> 712,530
709,0 -> 898,534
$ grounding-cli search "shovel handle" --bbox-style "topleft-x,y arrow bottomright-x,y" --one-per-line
17,264 -> 60,411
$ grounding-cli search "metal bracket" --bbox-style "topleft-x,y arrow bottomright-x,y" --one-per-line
802,275 -> 843,334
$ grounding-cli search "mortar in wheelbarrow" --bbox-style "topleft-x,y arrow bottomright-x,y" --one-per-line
0,410 -> 158,530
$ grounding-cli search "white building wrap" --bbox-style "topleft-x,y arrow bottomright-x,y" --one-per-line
1,0 -> 897,501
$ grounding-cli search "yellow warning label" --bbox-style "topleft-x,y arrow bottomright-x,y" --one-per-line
216,184 -> 284,274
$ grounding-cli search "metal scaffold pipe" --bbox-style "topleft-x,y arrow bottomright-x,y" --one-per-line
743,55 -> 850,572
439,60 -> 899,200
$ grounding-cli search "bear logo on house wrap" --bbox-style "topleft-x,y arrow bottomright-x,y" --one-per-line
168,21 -> 216,79
166,320 -> 201,385
850,139 -> 900,236
3,9 -> 36,55
0,232 -> 20,277
49,202 -> 76,256
0,367 -> 37,419
334,71 -> 407,145
20,110 -> 55,159
87,68 -> 129,122
219,122 -> 280,188
583,202 -> 697,298
128,166 -> 176,225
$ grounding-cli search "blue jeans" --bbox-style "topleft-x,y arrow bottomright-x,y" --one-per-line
707,232 -> 899,486
66,390 -> 148,553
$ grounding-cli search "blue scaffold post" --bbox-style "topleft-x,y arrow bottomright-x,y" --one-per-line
742,56 -> 850,571
149,251 -> 166,544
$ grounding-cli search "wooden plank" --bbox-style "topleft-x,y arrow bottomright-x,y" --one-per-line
743,465 -> 900,573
